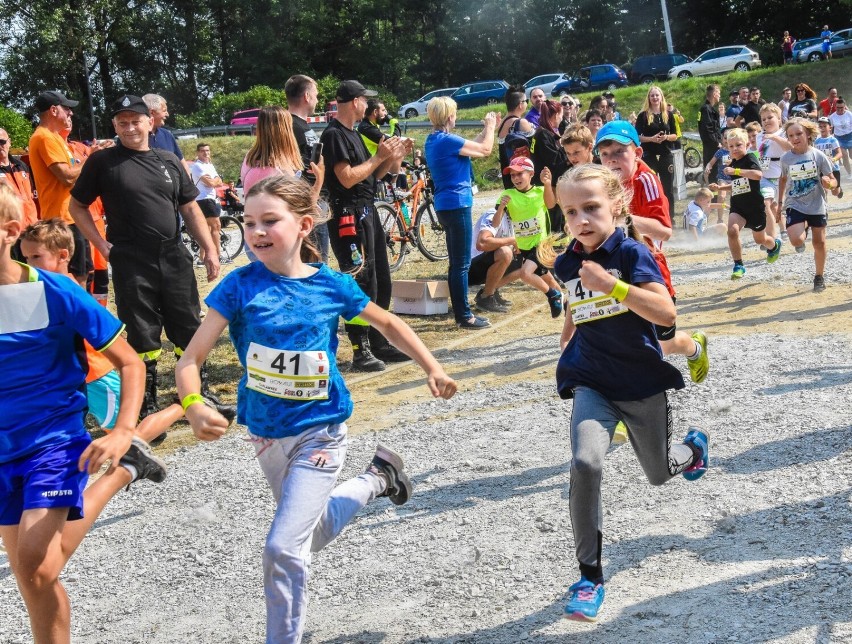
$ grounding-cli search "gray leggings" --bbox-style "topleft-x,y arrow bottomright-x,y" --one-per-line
569,386 -> 696,584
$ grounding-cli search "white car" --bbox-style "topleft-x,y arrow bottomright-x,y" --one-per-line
667,46 -> 761,79
398,87 -> 459,119
523,73 -> 571,98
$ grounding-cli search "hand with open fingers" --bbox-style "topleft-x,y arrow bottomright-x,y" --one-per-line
78,426 -> 134,475
186,403 -> 230,441
428,370 -> 457,399
578,259 -> 616,293
483,112 -> 498,128
402,137 -> 414,154
376,137 -> 397,161
540,167 -> 552,185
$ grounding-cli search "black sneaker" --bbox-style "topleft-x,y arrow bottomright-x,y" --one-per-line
120,437 -> 167,485
372,344 -> 410,363
458,315 -> 491,330
476,293 -> 508,313
203,395 -> 237,423
813,274 -> 826,292
149,432 -> 168,447
547,291 -> 564,318
368,444 -> 412,506
494,289 -> 512,307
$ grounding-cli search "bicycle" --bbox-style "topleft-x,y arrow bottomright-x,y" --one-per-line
680,138 -> 702,168
181,213 -> 245,264
375,163 -> 448,272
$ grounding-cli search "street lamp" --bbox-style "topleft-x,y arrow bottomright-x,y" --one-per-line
660,0 -> 674,54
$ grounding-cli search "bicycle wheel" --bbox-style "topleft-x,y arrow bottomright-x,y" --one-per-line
376,202 -> 408,272
219,215 -> 245,262
414,201 -> 448,262
181,227 -> 202,264
482,167 -> 502,183
684,145 -> 702,169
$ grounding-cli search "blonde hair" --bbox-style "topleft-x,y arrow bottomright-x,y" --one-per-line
725,128 -> 748,145
0,183 -> 22,224
745,122 -> 762,135
427,96 -> 457,129
244,106 -> 303,173
640,86 -> 670,125
560,123 -> 594,148
537,164 -> 638,267
759,102 -> 782,120
784,117 -> 818,144
695,187 -> 714,201
21,219 -> 75,255
245,175 -> 329,263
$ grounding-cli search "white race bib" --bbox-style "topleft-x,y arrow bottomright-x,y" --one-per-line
512,217 -> 541,238
567,273 -> 629,325
0,281 -> 48,334
246,343 -> 330,400
731,177 -> 750,196
759,156 -> 770,171
789,160 -> 818,181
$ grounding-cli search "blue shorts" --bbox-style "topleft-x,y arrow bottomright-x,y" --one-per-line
836,132 -> 852,149
87,369 -> 121,429
0,435 -> 91,525
822,42 -> 832,54
786,208 -> 827,228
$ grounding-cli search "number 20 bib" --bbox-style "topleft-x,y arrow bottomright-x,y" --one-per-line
567,272 -> 628,325
246,342 -> 329,400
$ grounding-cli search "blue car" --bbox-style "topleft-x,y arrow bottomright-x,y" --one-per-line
551,65 -> 628,96
451,80 -> 510,109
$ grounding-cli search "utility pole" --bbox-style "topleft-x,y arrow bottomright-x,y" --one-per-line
660,0 -> 674,53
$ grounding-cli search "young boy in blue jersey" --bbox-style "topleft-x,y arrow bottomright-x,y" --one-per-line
0,185 -> 166,643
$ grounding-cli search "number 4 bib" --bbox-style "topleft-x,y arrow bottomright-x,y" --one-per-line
567,272 -> 629,325
246,342 -> 330,400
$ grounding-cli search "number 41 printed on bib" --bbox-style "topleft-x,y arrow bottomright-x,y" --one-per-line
246,342 -> 330,400
567,269 -> 629,325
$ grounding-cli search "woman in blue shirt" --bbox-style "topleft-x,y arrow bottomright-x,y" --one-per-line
424,97 -> 499,329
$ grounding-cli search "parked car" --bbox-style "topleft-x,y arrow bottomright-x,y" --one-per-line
523,73 -> 571,98
450,80 -> 510,108
230,108 -> 260,126
627,53 -> 691,84
667,46 -> 761,79
791,36 -> 822,61
551,65 -> 628,95
796,28 -> 852,62
398,87 -> 459,119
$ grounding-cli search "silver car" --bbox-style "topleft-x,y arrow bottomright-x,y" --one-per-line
668,46 -> 761,79
796,28 -> 852,62
522,73 -> 570,98
398,87 -> 459,119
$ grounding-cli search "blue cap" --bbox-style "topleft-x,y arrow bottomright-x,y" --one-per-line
595,120 -> 640,149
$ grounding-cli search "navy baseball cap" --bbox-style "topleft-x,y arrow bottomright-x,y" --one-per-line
595,120 -> 640,150
35,91 -> 79,113
110,94 -> 150,117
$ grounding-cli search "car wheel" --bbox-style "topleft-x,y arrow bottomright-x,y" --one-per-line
606,83 -> 618,90
734,62 -> 750,72
677,71 -> 693,79
641,75 -> 655,84
404,108 -> 418,119
808,52 -> 823,62
486,97 -> 498,105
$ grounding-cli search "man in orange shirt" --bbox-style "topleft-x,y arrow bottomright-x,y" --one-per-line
0,129 -> 38,228
27,91 -> 90,285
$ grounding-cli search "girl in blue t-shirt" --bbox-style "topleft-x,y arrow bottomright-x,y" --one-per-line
538,165 -> 709,623
176,176 -> 456,642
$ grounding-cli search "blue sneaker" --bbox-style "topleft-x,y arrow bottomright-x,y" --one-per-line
766,238 -> 782,263
563,577 -> 605,622
731,263 -> 745,279
682,427 -> 710,481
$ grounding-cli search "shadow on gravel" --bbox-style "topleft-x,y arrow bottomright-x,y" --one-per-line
756,364 -> 852,394
680,292 -> 851,328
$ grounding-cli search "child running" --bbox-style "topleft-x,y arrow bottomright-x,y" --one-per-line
175,176 -> 457,643
18,219 -> 235,445
492,155 -> 564,317
539,164 -> 709,622
777,117 -> 837,292
704,136 -> 732,224
709,128 -> 782,279
757,103 -> 792,239
815,116 -> 843,199
0,185 -> 166,643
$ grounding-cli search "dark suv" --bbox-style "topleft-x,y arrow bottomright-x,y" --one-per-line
627,53 -> 691,84
551,65 -> 628,95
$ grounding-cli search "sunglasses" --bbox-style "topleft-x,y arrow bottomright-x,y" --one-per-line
562,101 -> 574,107
0,139 -> 7,146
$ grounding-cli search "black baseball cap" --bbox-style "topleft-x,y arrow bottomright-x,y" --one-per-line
336,80 -> 377,103
110,94 -> 150,117
35,91 -> 79,113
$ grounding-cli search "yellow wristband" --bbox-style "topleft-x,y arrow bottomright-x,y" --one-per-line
610,279 -> 630,302
181,393 -> 205,411
734,168 -> 741,176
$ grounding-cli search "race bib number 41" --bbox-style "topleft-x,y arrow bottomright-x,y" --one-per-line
567,274 -> 629,325
246,342 -> 330,400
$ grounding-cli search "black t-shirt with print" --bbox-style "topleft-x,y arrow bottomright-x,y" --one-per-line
729,153 -> 764,217
71,146 -> 198,244
320,118 -> 375,203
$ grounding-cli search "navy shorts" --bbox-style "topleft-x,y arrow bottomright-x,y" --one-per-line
0,435 -> 91,525
198,199 -> 222,219
786,208 -> 827,228
518,247 -> 549,276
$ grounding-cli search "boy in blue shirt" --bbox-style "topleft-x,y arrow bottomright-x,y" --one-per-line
0,185 -> 166,642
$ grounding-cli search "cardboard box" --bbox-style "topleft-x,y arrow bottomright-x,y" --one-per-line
392,279 -> 450,315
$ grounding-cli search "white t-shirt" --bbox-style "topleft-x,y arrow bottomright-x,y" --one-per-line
471,208 -> 514,258
756,131 -> 788,180
190,160 -> 220,201
684,200 -> 707,227
829,110 -> 852,137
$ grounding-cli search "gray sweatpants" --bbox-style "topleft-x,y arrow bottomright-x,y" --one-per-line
569,386 -> 695,584
250,423 -> 383,644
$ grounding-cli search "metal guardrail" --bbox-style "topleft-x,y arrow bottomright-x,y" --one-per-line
171,120 -> 487,138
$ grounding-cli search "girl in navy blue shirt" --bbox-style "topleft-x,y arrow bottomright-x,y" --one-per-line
176,176 -> 456,643
539,164 -> 709,623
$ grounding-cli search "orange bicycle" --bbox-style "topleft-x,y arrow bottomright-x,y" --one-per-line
375,162 -> 448,272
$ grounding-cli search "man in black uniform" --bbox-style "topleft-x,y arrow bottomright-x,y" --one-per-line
736,87 -> 766,127
285,74 -> 329,261
69,95 -> 231,420
320,80 -> 410,371
698,84 -> 722,169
